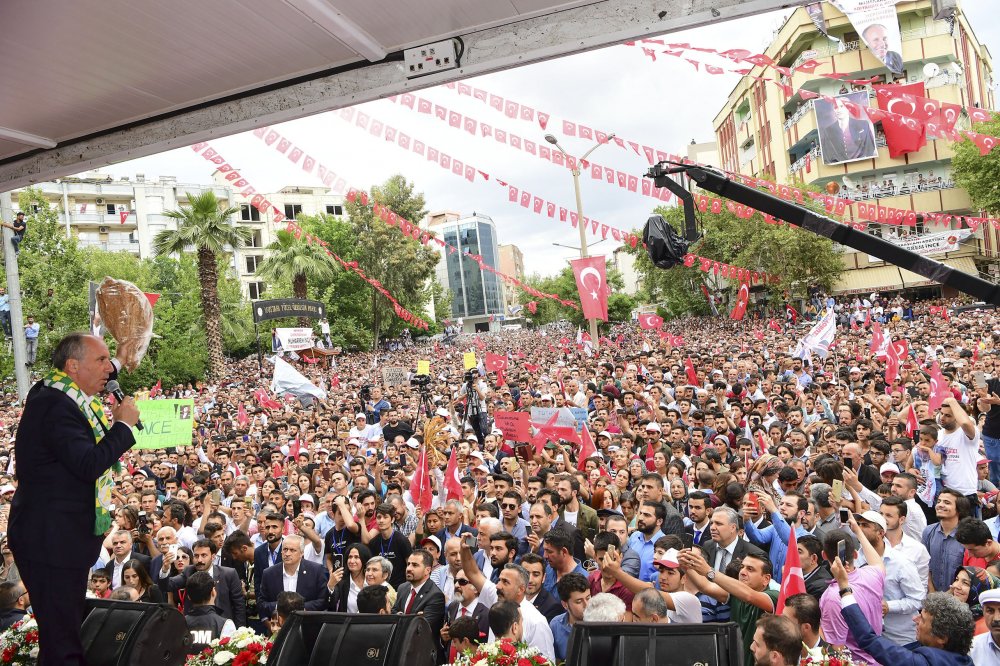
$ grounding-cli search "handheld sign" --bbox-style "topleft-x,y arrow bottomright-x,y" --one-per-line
463,352 -> 477,370
417,360 -> 430,375
132,399 -> 195,449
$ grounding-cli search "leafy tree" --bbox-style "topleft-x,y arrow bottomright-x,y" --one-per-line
522,266 -> 636,330
152,191 -> 250,380
951,115 -> 1000,214
255,229 -> 338,326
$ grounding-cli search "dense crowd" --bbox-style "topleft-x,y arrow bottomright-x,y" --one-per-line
0,293 -> 998,665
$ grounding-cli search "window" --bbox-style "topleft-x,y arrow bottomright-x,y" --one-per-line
106,204 -> 116,215
245,255 -> 263,274
247,230 -> 263,248
739,138 -> 756,164
248,282 -> 266,300
284,204 -> 303,220
325,204 -> 344,216
240,204 -> 261,222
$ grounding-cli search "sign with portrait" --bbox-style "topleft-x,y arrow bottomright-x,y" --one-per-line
814,92 -> 879,165
132,399 -> 195,450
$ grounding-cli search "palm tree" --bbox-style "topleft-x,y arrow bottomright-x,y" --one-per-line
256,230 -> 337,326
153,191 -> 250,380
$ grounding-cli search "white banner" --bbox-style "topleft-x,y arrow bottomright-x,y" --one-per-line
793,308 -> 837,360
868,229 -> 972,262
275,327 -> 314,351
830,0 -> 904,74
271,356 -> 327,400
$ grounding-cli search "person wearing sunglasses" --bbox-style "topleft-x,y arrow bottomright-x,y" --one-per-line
441,573 -> 489,661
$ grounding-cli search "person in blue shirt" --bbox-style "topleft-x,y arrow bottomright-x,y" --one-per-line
0,287 -> 9,338
366,386 -> 391,420
541,531 -> 587,596
743,491 -> 810,579
626,501 -> 666,583
549,572 -> 590,662
23,316 -> 39,366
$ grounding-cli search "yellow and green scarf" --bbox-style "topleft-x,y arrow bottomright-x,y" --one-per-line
44,369 -> 121,535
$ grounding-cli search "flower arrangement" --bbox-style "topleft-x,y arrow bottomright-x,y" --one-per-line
452,638 -> 553,666
801,645 -> 856,666
184,627 -> 272,666
0,614 -> 39,665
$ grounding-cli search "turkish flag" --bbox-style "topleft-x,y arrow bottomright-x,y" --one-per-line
571,256 -> 609,321
885,343 -> 900,387
638,313 -> 663,329
905,404 -> 919,438
870,322 -> 885,355
578,426 -> 597,463
410,444 -> 434,513
237,402 -> 249,427
730,282 -> 750,320
645,442 -> 657,472
684,357 -> 698,385
768,318 -> 782,332
484,353 -> 508,372
875,83 -> 927,158
143,292 -> 160,308
119,210 -> 130,224
786,305 -> 799,324
444,446 -> 463,501
526,301 -> 538,314
776,529 -> 806,614
928,361 -> 949,412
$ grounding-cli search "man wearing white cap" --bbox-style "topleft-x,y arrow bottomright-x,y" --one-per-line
971,588 -> 1000,665
854,510 -> 924,646
348,413 -> 373,442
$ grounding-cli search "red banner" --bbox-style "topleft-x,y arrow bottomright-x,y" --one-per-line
494,410 -> 530,441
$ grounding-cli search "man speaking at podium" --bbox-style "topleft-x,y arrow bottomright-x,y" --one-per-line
8,333 -> 140,665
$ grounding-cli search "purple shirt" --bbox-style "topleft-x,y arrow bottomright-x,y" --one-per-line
819,565 -> 885,666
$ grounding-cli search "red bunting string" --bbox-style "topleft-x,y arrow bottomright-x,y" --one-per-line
682,253 -> 779,285
332,108 -> 643,249
190,141 -> 432,330
242,127 -> 579,310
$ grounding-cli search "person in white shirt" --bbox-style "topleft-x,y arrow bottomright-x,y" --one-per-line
879,496 -> 930,582
971,589 -> 1000,666
937,398 -> 980,504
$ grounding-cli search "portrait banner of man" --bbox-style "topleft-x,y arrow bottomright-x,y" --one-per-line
830,0 -> 904,75
814,92 -> 880,166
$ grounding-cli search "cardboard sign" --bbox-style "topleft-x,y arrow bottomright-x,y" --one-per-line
131,399 -> 195,450
463,352 -> 477,370
494,411 -> 530,441
530,407 -> 588,431
381,366 -> 408,386
417,360 -> 430,375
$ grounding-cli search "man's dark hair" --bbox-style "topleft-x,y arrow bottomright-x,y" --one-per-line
939,487 -> 972,519
490,531 -> 518,556
822,529 -> 855,563
375,503 -> 395,518
641,500 -> 666,524
192,538 -> 217,555
519,553 -> 544,568
448,616 -> 483,644
488,599 -> 521,638
203,522 -> 224,540
163,501 -> 189,526
544,530 -> 572,555
755,615 -> 802,665
276,591 -> 305,620
784,593 -> 821,632
356,490 -> 377,506
881,495 -> 907,517
185,571 -> 216,605
893,472 -> 918,491
639,473 -> 664,489
593,531 -> 621,553
654,535 -> 683,552
224,530 -> 253,554
555,572 -> 589,602
357,584 -> 390,613
797,535 -> 823,562
476,502 -> 500,519
688,491 -> 710,505
51,333 -> 93,370
0,582 -> 23,609
956,517 -> 993,547
410,548 -> 434,569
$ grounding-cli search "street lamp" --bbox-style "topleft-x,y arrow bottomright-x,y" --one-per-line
545,132 -> 614,348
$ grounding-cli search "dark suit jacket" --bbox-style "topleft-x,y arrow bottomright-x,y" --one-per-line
258,559 -> 330,619
818,116 -> 876,164
253,541 -> 282,600
446,600 -> 489,637
435,525 -> 476,564
9,383 -> 136,569
700,537 -> 766,573
843,601 -> 974,666
532,586 -> 564,623
104,551 -> 152,583
804,563 -> 833,602
546,519 -> 585,563
392,579 -> 446,638
158,564 -> 246,627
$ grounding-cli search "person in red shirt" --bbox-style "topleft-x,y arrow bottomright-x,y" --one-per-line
89,570 -> 112,599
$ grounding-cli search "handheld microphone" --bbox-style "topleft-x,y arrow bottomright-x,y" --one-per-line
105,380 -> 144,431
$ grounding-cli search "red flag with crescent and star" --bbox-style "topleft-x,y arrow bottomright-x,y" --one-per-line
571,256 -> 609,321
730,282 -> 750,320
875,83 -> 928,158
638,313 -> 663,330
776,528 -> 806,614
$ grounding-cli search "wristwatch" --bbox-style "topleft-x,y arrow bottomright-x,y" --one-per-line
706,570 -> 716,581
838,586 -> 853,597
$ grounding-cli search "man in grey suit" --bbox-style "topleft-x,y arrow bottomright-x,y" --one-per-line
392,549 -> 446,640
158,538 -> 246,627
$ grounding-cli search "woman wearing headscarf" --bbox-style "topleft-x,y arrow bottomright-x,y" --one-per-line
950,565 -> 1000,635
747,452 -> 783,503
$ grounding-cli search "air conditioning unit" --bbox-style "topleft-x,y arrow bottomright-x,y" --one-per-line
99,226 -> 109,234
96,198 -> 105,205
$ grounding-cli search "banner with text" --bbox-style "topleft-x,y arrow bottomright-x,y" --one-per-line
132,399 -> 195,449
867,229 -> 973,262
275,327 -> 315,351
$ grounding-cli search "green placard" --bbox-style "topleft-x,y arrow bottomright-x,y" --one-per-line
131,399 -> 195,449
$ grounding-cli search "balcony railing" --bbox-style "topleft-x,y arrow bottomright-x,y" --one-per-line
841,178 -> 956,201
791,24 -> 952,68
783,100 -> 815,131
77,239 -> 141,252
787,135 -> 888,174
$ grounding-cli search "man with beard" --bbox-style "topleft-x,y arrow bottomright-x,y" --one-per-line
519,553 -> 563,622
159,538 -> 246,626
750,615 -> 803,666
555,475 -> 598,542
380,409 -> 413,445
971,589 -> 1000,665
625,501 -> 666,583
742,492 -> 809,579
253,514 -> 284,602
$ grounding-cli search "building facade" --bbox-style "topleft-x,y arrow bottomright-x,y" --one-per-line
712,0 -> 998,298
498,243 -> 525,312
424,211 -> 506,332
12,170 -> 344,300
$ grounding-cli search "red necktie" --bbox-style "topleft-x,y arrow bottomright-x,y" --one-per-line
405,588 -> 417,613
461,607 -> 468,616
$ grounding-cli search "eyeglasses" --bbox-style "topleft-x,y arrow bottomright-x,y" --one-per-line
501,504 -> 518,510
455,579 -> 470,586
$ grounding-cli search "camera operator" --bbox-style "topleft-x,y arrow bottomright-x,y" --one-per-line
457,370 -> 490,445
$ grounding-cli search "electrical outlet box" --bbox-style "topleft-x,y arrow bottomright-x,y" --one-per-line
404,39 -> 460,78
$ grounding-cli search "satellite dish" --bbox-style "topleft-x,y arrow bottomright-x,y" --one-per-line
923,62 -> 941,78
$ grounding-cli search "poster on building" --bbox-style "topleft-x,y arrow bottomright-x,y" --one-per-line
131,399 -> 194,450
829,0 -> 904,74
274,327 -> 314,351
867,229 -> 973,262
815,92 -> 879,166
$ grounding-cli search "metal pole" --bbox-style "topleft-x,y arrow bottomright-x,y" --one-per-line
570,168 -> 601,348
0,192 -> 31,401
61,181 -> 71,239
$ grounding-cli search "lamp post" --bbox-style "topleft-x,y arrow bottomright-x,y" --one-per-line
544,132 -> 614,348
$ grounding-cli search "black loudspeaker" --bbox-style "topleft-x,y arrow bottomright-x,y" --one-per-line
81,600 -> 190,666
566,621 -> 743,666
268,612 -> 436,666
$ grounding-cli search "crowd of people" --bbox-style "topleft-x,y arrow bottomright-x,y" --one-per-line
0,293 -> 998,665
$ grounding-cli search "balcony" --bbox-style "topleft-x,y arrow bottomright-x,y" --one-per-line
841,178 -> 956,201
792,24 -> 953,69
69,213 -> 137,228
783,100 -> 814,131
77,239 -> 141,253
787,135 -> 889,175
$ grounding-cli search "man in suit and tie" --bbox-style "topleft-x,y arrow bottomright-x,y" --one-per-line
158,538 -> 246,627
392,549 -> 447,640
104,530 -> 152,588
9,334 -> 141,665
698,507 -> 766,622
150,526 -> 179,582
685,492 -> 713,547
526,501 -> 585,563
258,535 -> 330,619
441,570 -> 489,663
253,514 -> 284,601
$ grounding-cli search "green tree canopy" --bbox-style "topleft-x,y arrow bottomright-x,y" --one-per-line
951,114 -> 1000,214
522,265 -> 636,330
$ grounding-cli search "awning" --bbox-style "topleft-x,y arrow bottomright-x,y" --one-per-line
833,256 -> 980,295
